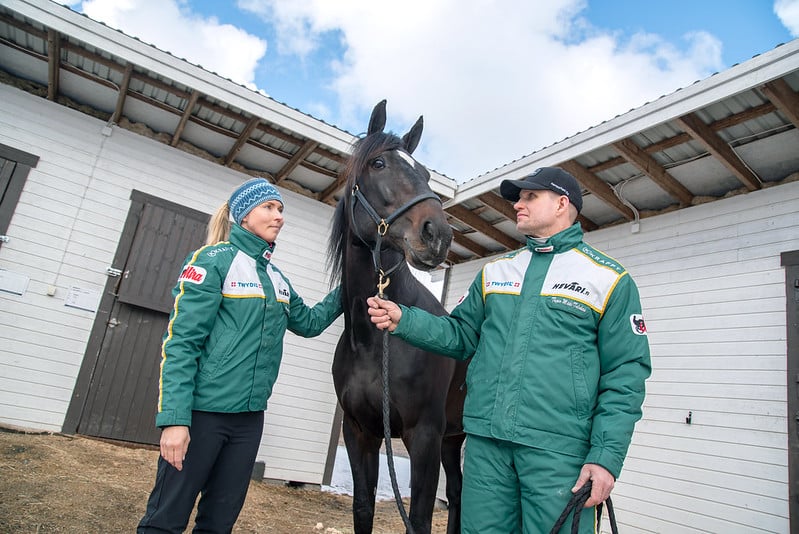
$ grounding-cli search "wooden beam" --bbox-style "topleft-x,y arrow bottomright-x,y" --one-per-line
477,192 -> 516,220
224,116 -> 261,167
452,228 -> 492,257
676,113 -> 761,191
319,174 -> 348,204
612,138 -> 694,206
275,140 -> 319,184
761,78 -> 799,128
558,161 -> 636,220
445,204 -> 521,250
171,90 -> 201,147
46,29 -> 60,101
576,214 -> 598,232
110,63 -> 134,125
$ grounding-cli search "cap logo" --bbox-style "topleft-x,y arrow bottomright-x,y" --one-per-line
550,181 -> 569,197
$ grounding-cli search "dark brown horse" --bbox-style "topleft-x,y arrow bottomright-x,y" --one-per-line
327,100 -> 467,534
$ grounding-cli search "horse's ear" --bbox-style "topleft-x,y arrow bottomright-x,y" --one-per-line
368,100 -> 387,135
402,116 -> 424,154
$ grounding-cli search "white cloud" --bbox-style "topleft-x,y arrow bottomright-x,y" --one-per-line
775,0 -> 799,36
76,0 -> 727,181
78,0 -> 267,88
238,0 -> 723,180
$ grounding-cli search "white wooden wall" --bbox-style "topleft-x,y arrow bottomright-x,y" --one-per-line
444,179 -> 799,533
0,84 -> 343,484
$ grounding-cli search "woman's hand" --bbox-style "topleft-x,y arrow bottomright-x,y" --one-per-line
160,425 -> 190,471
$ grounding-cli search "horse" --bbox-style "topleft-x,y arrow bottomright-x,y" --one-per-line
327,100 -> 468,534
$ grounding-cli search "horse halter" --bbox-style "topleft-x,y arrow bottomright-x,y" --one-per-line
348,182 -> 441,296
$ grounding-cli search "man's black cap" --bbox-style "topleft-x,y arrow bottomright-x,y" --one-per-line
500,167 -> 583,213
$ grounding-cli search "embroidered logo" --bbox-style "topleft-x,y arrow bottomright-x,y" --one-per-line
630,314 -> 647,335
178,265 -> 206,284
456,289 -> 469,305
551,281 -> 590,296
230,281 -> 262,289
485,280 -> 521,289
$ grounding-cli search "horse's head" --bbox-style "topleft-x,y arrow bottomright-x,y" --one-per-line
329,100 -> 452,281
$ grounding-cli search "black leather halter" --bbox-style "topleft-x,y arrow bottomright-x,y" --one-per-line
348,182 -> 441,295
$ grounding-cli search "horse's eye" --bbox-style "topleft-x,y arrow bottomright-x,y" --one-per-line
371,157 -> 385,169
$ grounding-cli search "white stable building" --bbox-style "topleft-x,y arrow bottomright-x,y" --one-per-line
1,1 -> 798,532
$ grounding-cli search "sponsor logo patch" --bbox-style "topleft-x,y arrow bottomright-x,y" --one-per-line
456,289 -> 469,306
630,314 -> 647,335
178,264 -> 206,284
550,281 -> 590,296
230,281 -> 262,289
485,280 -> 521,289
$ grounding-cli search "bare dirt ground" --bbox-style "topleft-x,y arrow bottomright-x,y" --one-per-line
0,428 -> 449,533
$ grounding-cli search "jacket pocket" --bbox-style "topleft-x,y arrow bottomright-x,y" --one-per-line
199,333 -> 236,379
570,347 -> 590,419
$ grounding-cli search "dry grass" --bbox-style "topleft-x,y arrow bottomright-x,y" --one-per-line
0,428 -> 448,533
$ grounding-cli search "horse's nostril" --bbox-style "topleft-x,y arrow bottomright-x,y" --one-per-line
422,220 -> 435,241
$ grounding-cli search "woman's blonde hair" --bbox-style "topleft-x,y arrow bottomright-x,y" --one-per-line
206,202 -> 232,245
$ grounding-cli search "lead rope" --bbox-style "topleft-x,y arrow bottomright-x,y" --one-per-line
378,271 -> 415,534
548,480 -> 619,534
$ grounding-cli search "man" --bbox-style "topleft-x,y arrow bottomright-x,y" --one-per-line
368,167 -> 651,533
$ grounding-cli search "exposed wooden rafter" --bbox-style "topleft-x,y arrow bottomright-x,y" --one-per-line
110,63 -> 134,125
46,28 -> 59,101
445,204 -> 521,250
170,90 -> 201,147
275,140 -> 319,184
223,116 -> 261,167
675,113 -> 762,192
451,228 -> 492,257
761,78 -> 799,128
558,161 -> 636,221
612,138 -> 694,206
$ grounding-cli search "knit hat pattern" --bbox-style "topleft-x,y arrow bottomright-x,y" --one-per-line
229,178 -> 283,225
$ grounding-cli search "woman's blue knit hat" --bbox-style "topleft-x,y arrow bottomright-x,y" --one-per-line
228,178 -> 283,225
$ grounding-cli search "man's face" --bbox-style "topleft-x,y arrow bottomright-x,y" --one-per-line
513,189 -> 565,238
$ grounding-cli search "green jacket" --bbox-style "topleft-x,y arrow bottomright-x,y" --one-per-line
156,223 -> 342,428
393,223 -> 651,478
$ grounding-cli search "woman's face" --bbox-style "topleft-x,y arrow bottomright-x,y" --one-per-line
241,200 -> 284,243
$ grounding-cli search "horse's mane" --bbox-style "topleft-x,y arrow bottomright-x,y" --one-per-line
326,131 -> 404,286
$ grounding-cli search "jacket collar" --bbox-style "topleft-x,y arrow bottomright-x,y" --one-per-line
229,224 -> 276,262
525,222 -> 583,254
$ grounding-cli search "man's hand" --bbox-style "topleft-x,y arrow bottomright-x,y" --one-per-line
160,425 -> 190,471
572,463 -> 615,507
366,296 -> 402,332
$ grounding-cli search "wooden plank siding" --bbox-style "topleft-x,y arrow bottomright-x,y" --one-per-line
0,84 -> 343,484
443,180 -> 799,533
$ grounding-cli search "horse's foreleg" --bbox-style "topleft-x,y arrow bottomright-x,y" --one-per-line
404,429 -> 445,534
441,433 -> 465,534
342,417 -> 381,534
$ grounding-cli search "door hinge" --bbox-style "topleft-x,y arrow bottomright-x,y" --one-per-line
106,267 -> 123,277
0,235 -> 9,243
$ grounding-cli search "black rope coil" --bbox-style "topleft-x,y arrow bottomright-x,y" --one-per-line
548,480 -> 618,534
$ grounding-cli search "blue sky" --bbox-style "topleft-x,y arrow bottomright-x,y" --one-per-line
69,0 -> 798,182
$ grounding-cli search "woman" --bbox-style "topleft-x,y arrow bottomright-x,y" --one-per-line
138,178 -> 342,533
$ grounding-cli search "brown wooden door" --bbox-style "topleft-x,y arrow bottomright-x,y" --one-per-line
64,191 -> 209,445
